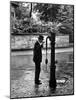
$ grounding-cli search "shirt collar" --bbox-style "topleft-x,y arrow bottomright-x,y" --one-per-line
38,40 -> 42,46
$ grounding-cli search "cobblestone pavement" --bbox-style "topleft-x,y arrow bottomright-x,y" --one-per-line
10,50 -> 74,99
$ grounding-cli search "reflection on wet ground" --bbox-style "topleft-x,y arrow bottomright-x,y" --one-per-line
10,51 -> 74,98
11,52 -> 73,80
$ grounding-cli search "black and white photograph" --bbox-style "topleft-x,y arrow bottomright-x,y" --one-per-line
10,1 -> 74,99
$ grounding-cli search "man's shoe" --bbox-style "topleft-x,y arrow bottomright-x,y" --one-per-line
35,81 -> 42,85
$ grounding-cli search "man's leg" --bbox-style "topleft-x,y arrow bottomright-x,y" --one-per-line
37,63 -> 41,82
35,62 -> 41,84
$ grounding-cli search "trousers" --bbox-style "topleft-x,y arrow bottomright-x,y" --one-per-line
35,62 -> 41,83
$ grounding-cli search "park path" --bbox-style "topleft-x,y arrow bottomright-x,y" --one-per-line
10,47 -> 74,98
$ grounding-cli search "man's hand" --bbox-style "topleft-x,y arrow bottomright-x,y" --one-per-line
41,41 -> 44,48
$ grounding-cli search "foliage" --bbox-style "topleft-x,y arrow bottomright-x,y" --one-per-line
34,4 -> 60,22
34,4 -> 74,35
58,5 -> 74,34
10,2 -> 74,35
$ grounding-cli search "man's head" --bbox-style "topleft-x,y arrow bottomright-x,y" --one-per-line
38,35 -> 44,43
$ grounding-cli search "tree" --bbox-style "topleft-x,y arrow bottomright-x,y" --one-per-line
34,4 -> 60,22
11,2 -> 33,34
57,5 -> 74,43
34,4 -> 74,34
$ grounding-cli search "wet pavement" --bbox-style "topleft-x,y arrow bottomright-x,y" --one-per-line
10,48 -> 74,99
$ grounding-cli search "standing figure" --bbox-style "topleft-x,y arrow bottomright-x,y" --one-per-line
33,35 -> 44,85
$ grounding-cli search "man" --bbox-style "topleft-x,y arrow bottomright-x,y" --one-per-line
33,35 -> 44,85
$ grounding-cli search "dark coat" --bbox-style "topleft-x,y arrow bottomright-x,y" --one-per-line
33,41 -> 43,63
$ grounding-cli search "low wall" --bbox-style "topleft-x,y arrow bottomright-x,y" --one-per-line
11,34 -> 69,50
